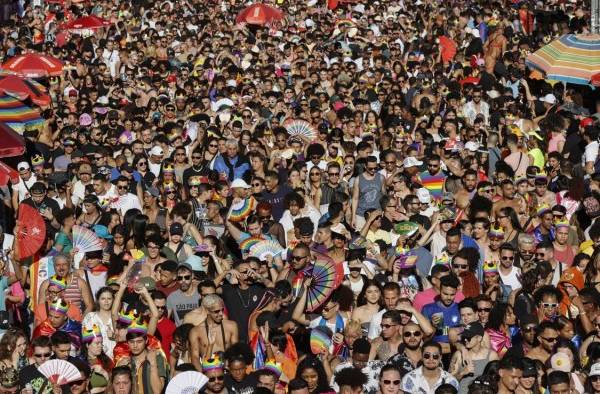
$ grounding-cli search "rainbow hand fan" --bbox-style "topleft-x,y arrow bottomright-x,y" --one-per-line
165,371 -> 209,394
38,359 -> 82,385
310,326 -> 332,355
249,240 -> 284,260
284,119 -> 317,141
239,236 -> 264,253
72,225 -> 103,253
228,196 -> 256,223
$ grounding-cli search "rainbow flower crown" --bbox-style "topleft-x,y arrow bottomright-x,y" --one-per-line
263,360 -> 283,379
202,354 -> 224,372
49,298 -> 68,315
49,275 -> 67,291
536,203 -> 551,216
433,253 -> 450,267
482,261 -> 499,275
489,226 -> 504,239
188,176 -> 202,186
82,324 -> 102,343
555,219 -> 570,229
127,318 -> 148,335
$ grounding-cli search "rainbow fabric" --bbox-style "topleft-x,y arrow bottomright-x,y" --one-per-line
49,298 -> 68,315
127,318 -> 148,335
118,308 -> 138,326
202,355 -> 224,373
82,324 -> 102,343
239,236 -> 264,253
263,360 -> 283,379
433,253 -> 450,267
419,172 -> 445,201
555,220 -> 570,229
251,331 -> 267,370
162,164 -> 175,174
188,176 -> 202,186
310,327 -> 332,355
49,275 -> 67,290
489,227 -> 505,239
536,203 -> 551,216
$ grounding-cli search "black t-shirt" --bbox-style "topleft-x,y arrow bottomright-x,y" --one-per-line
182,166 -> 209,186
224,372 -> 258,394
221,282 -> 266,342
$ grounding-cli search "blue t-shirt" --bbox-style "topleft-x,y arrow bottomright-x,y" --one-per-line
422,300 -> 461,343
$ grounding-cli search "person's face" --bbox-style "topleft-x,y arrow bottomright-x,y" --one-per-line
228,360 -> 247,382
538,328 -> 559,351
504,305 -> 516,326
452,256 -> 469,276
257,374 -> 276,392
460,307 -> 477,325
177,269 -> 192,292
301,367 -> 319,391
541,213 -> 554,230
500,368 -> 523,391
379,369 -> 401,394
463,174 -> 478,191
383,289 -> 399,310
69,376 -> 89,394
500,249 -> 515,268
422,346 -> 441,370
501,183 -> 515,198
556,227 -> 569,245
446,235 -> 461,255
440,285 -> 457,306
321,300 -> 338,320
540,293 -> 559,319
207,302 -> 225,324
127,335 -> 147,356
205,369 -> 225,393
117,181 -> 129,196
519,243 -> 535,261
521,324 -> 536,344
87,337 -> 103,356
33,346 -> 53,366
153,297 -> 167,318
549,383 -> 571,394
476,301 -> 492,324
112,374 -> 133,394
48,310 -> 67,329
590,375 -> 600,393
147,242 -> 160,258
380,317 -> 399,340
98,291 -> 113,311
364,285 -> 381,304
402,324 -> 422,349
291,249 -> 309,270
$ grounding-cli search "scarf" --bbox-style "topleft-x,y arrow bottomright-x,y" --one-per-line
318,313 -> 345,333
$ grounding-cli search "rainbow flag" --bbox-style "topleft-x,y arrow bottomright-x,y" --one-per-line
418,172 -> 445,201
250,332 -> 267,370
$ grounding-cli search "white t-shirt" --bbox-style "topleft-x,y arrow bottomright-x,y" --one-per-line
72,179 -> 92,206
112,193 -> 142,215
499,266 -> 522,290
12,175 -> 37,203
583,140 -> 599,165
149,161 -> 161,177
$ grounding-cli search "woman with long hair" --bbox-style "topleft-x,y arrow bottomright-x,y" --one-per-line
585,251 -> 600,292
485,302 -> 517,357
132,154 -> 155,186
80,325 -> 114,389
0,328 -> 27,370
295,356 -> 332,394
127,213 -> 148,250
496,206 -> 522,247
82,287 -> 116,358
351,279 -> 383,336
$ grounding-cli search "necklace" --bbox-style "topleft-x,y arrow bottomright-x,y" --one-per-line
236,287 -> 251,309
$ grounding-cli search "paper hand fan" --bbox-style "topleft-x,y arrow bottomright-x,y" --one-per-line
165,371 -> 209,394
249,240 -> 284,260
284,119 -> 317,141
228,196 -> 256,223
305,255 -> 344,312
72,225 -> 103,253
239,236 -> 264,254
310,326 -> 332,355
38,359 -> 81,385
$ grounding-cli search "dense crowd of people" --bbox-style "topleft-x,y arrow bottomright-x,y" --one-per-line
0,0 -> 599,393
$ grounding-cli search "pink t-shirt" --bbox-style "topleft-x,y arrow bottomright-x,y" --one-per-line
548,133 -> 565,153
413,287 -> 465,312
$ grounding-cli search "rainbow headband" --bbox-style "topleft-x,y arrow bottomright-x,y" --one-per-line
536,203 -> 551,216
482,261 -> 499,276
82,324 -> 103,343
127,318 -> 148,335
162,165 -> 175,174
202,355 -> 224,373
555,220 -> 569,229
49,275 -> 67,291
49,298 -> 68,315
263,360 -> 283,379
118,308 -> 139,326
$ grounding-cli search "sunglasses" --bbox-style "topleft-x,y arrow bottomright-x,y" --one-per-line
501,256 -> 514,261
208,376 -> 225,382
541,336 -> 558,342
177,275 -> 192,281
403,331 -> 422,338
35,353 -> 52,358
477,307 -> 492,313
542,303 -> 558,308
383,380 -> 401,385
423,352 -> 440,360
380,323 -> 397,329
291,255 -> 306,261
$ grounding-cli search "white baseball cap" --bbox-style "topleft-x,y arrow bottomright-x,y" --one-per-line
149,146 -> 164,156
17,162 -> 30,171
416,188 -> 431,204
590,363 -> 600,377
403,156 -> 423,168
230,179 -> 250,189
540,93 -> 557,105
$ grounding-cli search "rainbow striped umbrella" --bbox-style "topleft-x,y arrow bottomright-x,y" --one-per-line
526,34 -> 600,86
0,95 -> 44,133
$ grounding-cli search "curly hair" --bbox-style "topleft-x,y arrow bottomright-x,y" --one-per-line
0,328 -> 26,363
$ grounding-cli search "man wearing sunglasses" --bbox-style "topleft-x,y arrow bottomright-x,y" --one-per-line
388,322 -> 424,374
202,356 -> 227,394
400,341 -> 458,393
18,336 -> 54,391
526,320 -> 559,363
166,262 -> 199,326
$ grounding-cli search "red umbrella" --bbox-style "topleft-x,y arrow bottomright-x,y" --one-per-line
16,204 -> 46,259
1,53 -> 64,78
0,74 -> 51,106
0,161 -> 18,187
62,15 -> 111,30
236,3 -> 284,26
0,122 -> 25,158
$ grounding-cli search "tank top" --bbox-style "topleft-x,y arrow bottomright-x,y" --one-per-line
529,148 -> 545,170
553,245 -> 575,266
85,271 -> 108,301
459,349 -> 492,393
64,275 -> 82,311
357,173 -> 383,216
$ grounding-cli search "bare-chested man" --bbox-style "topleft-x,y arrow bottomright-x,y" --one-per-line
190,294 -> 238,371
